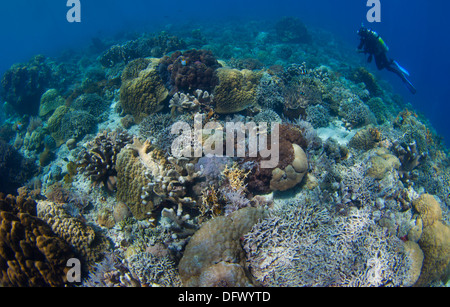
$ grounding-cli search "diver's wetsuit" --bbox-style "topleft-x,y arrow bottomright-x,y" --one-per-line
357,26 -> 416,94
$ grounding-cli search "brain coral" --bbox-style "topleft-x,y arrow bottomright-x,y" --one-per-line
120,58 -> 168,123
0,194 -> 75,287
178,207 -> 266,286
213,68 -> 262,114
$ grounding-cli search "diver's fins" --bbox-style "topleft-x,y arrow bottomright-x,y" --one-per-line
393,60 -> 410,77
403,77 -> 417,94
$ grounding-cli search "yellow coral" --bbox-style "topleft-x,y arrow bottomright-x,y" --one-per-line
201,185 -> 221,217
213,68 -> 262,114
412,194 -> 442,227
120,60 -> 168,123
222,162 -> 250,191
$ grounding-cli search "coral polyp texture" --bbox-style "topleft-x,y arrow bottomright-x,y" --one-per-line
120,58 -> 169,123
179,207 -> 266,286
1,16 -> 449,288
0,194 -> 75,287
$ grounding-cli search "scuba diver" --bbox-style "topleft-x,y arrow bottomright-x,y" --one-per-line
357,25 -> 416,94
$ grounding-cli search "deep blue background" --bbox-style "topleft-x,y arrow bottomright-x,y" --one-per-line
1,1 -> 449,146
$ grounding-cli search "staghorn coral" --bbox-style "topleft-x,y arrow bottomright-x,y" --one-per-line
214,68 -> 262,114
82,251 -> 140,287
78,129 -> 133,192
127,252 -> 181,287
120,58 -> 168,123
178,207 -> 266,286
169,89 -> 213,116
36,200 -> 108,266
244,196 -> 416,287
0,194 -> 75,287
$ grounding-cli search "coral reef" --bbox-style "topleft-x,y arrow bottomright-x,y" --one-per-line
0,140 -> 37,195
178,207 -> 266,286
159,49 -> 221,94
274,17 -> 312,44
38,89 -> 65,118
0,194 -> 75,287
78,129 -> 133,192
214,68 -> 262,114
36,200 -> 109,265
120,58 -> 168,123
1,55 -> 52,115
244,197 -> 416,287
411,194 -> 450,286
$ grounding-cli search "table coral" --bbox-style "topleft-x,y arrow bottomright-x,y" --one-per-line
0,194 -> 75,287
214,68 -> 262,114
178,207 -> 266,286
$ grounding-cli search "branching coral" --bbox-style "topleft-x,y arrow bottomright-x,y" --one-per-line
78,129 -> 133,192
244,196 -> 416,287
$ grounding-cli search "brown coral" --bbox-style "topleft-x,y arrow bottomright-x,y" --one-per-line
0,194 -> 75,287
411,194 -> 450,286
412,194 -> 442,228
270,143 -> 308,191
178,207 -> 266,286
214,68 -> 262,114
120,58 -> 168,123
37,200 -> 108,265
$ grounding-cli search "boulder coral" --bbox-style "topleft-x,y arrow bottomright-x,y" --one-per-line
159,49 -> 221,94
270,143 -> 308,191
411,194 -> 450,286
120,58 -> 168,123
213,68 -> 262,114
178,207 -> 266,286
1,55 -> 52,115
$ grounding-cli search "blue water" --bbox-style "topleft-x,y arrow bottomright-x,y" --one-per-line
1,0 -> 449,145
